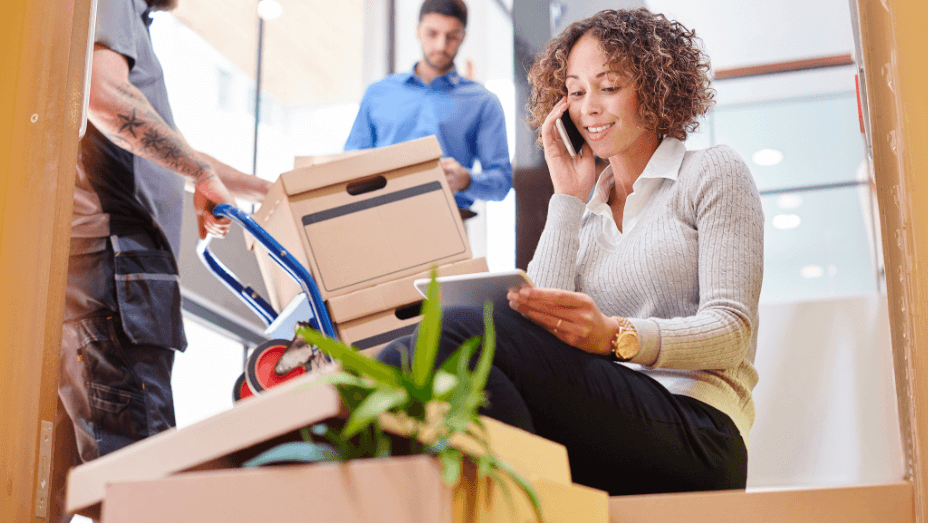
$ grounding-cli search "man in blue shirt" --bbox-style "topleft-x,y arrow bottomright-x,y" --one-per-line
344,0 -> 512,215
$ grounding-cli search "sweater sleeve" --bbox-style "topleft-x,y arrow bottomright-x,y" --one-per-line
526,194 -> 586,291
645,146 -> 765,371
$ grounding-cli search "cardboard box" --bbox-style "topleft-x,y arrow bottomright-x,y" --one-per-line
251,136 -> 471,309
607,482 -> 914,523
330,257 -> 488,351
67,368 -> 576,520
99,455 -> 608,523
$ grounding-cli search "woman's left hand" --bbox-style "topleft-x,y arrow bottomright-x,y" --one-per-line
508,286 -> 616,356
541,98 -> 596,200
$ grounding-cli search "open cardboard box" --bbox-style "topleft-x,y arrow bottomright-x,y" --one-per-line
66,368 -> 607,522
330,257 -> 489,352
99,455 -> 608,523
249,136 -> 471,310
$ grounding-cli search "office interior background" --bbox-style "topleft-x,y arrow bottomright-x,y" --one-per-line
98,0 -> 899,505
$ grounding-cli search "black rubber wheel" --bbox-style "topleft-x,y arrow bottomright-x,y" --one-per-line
232,372 -> 254,402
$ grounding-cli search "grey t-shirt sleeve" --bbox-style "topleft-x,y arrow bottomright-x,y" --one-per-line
94,0 -> 140,69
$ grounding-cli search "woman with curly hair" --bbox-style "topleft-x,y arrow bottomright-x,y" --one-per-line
379,8 -> 763,495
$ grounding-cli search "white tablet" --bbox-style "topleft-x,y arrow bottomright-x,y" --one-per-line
414,269 -> 534,308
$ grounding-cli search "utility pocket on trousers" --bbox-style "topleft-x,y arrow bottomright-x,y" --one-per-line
113,248 -> 187,351
88,382 -> 135,414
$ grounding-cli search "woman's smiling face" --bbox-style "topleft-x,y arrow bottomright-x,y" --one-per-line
564,33 -> 658,161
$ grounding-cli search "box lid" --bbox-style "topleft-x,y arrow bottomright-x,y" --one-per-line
281,136 -> 444,196
66,370 -> 345,518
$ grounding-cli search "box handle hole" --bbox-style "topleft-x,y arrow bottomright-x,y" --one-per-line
346,175 -> 387,196
395,301 -> 423,321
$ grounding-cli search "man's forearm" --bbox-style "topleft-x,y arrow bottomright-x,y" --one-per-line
198,152 -> 271,203
88,79 -> 216,186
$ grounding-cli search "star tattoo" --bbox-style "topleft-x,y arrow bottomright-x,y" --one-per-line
142,129 -> 167,152
162,143 -> 182,167
117,109 -> 144,138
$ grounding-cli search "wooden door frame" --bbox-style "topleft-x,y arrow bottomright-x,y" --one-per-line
0,0 -> 93,520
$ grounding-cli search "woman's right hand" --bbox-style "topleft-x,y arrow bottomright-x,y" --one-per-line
541,97 -> 596,200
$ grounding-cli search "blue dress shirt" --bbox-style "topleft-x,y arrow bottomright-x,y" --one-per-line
344,65 -> 513,210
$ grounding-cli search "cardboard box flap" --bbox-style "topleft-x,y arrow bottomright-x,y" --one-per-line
69,374 -> 573,519
66,370 -> 345,517
281,136 -> 444,195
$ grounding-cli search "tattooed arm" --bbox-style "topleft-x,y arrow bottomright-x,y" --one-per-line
86,44 -> 239,239
194,152 -> 270,204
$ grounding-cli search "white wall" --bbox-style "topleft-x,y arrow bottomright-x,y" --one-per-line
749,294 -> 904,488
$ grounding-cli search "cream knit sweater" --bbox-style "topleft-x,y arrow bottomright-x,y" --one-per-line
527,143 -> 764,445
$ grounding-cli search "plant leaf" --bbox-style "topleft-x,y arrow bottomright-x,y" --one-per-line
463,302 -> 496,415
488,454 -> 545,522
471,301 -> 496,394
341,385 -> 409,439
297,326 -> 402,388
242,441 -> 341,467
432,370 -> 459,400
319,371 -> 376,389
335,384 -> 373,412
439,448 -> 464,487
442,335 -> 480,434
437,335 -> 481,376
412,267 -> 443,390
317,424 -> 354,461
374,424 -> 392,457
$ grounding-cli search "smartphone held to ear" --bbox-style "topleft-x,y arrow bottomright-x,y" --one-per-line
555,111 -> 585,157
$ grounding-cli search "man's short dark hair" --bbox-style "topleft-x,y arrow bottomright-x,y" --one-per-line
419,0 -> 468,27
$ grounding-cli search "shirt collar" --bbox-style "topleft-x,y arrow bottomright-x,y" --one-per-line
587,137 -> 686,212
639,136 -> 685,182
404,63 -> 461,89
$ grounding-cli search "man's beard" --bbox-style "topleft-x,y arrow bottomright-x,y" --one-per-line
423,52 -> 454,73
146,0 -> 178,11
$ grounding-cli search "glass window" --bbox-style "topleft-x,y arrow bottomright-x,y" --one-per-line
698,91 -> 879,303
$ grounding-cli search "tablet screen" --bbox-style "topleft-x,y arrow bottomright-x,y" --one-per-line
414,269 -> 534,308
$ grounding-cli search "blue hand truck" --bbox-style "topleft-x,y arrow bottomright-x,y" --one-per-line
196,203 -> 337,401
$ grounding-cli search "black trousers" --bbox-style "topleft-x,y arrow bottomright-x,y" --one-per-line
378,304 -> 748,496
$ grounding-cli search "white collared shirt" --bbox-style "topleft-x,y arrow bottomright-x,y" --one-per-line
584,138 -> 687,245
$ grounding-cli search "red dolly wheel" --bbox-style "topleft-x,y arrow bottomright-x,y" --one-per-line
232,372 -> 255,402
244,339 -> 306,395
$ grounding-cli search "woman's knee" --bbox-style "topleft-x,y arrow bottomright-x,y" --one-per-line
377,335 -> 413,367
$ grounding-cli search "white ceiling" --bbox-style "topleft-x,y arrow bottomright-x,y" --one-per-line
645,0 -> 857,71
171,0 -> 365,108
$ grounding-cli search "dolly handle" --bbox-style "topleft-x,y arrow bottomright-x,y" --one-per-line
196,203 -> 337,339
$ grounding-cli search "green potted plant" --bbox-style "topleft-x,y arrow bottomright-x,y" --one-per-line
243,270 -> 544,521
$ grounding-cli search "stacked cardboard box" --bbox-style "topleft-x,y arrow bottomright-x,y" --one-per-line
65,371 -> 608,522
249,136 -> 488,353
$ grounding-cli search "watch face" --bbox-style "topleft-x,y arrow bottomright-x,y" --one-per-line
614,332 -> 638,360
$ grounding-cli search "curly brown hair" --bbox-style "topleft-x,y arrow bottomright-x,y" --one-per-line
527,8 -> 714,142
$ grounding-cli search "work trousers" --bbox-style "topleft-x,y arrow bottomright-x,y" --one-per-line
378,304 -> 748,496
52,234 -> 182,523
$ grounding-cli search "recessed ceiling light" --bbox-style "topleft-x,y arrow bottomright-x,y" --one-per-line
776,194 -> 802,209
772,213 -> 801,230
801,265 -> 824,279
257,0 -> 283,20
752,149 -> 784,166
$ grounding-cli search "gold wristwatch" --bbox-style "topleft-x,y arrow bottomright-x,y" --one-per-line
611,317 -> 639,362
